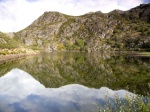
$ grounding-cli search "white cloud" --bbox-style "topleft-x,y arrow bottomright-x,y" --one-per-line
0,0 -> 145,32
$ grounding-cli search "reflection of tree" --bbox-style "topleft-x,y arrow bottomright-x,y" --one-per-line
0,52 -> 150,95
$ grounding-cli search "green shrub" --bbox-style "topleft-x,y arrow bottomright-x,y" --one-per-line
76,39 -> 85,47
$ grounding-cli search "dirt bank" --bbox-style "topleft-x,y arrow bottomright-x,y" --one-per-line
0,52 -> 38,65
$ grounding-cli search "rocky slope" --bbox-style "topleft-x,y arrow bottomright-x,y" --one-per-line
4,3 -> 150,52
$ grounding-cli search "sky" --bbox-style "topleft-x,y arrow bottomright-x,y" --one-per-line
0,0 -> 149,32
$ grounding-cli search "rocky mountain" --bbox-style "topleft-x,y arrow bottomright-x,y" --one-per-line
3,3 -> 150,52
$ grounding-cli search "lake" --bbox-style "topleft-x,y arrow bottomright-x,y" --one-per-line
0,52 -> 150,112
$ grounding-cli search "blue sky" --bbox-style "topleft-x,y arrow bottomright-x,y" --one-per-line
144,0 -> 150,3
0,0 -> 149,32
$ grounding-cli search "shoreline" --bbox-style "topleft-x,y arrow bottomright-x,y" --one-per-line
0,51 -> 149,65
0,52 -> 38,65
121,51 -> 150,57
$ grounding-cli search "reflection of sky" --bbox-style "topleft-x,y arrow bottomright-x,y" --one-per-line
0,69 -> 137,112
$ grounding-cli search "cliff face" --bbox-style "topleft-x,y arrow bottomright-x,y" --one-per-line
13,3 -> 150,52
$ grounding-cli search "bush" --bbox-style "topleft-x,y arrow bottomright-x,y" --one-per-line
76,39 -> 85,47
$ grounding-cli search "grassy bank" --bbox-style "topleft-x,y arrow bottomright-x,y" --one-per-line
0,48 -> 39,64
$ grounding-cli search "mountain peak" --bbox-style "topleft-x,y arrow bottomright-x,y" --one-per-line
109,9 -> 124,14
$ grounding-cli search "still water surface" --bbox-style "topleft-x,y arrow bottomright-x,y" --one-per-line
0,68 -> 139,112
0,52 -> 150,112
0,52 -> 150,94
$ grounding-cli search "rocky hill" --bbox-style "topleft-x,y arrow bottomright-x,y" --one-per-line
3,3 -> 150,52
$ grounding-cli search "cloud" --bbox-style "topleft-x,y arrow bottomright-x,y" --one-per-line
0,0 -> 147,32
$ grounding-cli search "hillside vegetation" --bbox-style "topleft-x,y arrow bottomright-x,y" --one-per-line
0,32 -> 21,49
1,4 -> 150,52
0,32 -> 36,56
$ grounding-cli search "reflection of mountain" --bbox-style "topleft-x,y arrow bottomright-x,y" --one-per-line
0,52 -> 150,94
0,69 -> 136,112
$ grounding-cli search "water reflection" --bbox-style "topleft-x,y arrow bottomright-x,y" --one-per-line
0,52 -> 150,95
0,69 -> 137,112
